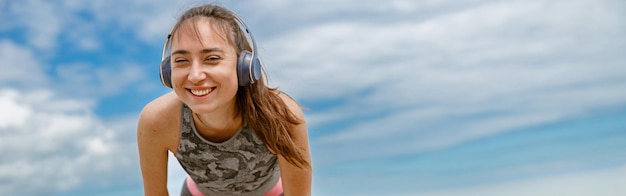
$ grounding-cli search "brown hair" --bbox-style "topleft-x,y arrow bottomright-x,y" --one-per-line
170,4 -> 310,169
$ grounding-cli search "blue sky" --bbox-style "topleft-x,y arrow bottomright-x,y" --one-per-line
1,0 -> 625,195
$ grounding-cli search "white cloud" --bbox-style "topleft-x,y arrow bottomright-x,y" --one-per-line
0,39 -> 154,100
267,0 -> 625,101
245,0 -> 469,22
0,88 -> 137,195
0,90 -> 31,129
261,0 -> 626,164
84,0 -> 182,42
0,40 -> 49,86
0,1 -> 179,193
95,63 -> 151,95
412,165 -> 626,196
5,0 -> 62,49
2,0 -> 625,194
2,0 -> 181,52
51,60 -> 154,99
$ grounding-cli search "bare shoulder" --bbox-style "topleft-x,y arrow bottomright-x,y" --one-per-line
275,90 -> 305,119
139,92 -> 181,125
137,92 -> 181,151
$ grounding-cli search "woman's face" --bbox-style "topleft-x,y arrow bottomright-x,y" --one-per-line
170,17 -> 240,114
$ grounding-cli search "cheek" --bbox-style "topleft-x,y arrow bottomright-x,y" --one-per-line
217,62 -> 240,85
170,69 -> 186,85
222,66 -> 240,87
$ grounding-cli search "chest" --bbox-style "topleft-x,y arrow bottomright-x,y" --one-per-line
174,124 -> 279,193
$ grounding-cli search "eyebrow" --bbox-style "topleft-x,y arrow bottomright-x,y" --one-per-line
171,48 -> 225,56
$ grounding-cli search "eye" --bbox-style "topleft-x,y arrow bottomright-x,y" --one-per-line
174,57 -> 188,63
206,55 -> 221,61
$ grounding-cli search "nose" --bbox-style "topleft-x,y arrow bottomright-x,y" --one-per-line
187,62 -> 207,84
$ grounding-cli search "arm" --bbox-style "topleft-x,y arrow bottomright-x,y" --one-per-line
137,98 -> 174,196
277,93 -> 313,196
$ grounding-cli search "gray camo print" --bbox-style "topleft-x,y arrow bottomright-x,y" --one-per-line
175,104 -> 280,195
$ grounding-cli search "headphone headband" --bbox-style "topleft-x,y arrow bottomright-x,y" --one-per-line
231,14 -> 259,84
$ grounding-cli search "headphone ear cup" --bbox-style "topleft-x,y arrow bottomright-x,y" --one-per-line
251,54 -> 262,83
160,56 -> 173,88
237,50 -> 261,86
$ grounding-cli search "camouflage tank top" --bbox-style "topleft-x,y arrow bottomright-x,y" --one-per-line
175,103 -> 280,195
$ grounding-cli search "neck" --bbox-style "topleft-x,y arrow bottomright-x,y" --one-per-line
193,105 -> 242,142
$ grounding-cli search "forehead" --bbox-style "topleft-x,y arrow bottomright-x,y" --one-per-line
170,17 -> 234,51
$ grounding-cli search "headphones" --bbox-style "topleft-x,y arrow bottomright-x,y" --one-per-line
159,13 -> 262,88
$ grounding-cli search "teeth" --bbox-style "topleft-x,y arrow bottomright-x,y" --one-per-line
191,88 -> 212,96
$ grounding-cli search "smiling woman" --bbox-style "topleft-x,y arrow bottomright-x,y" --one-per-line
137,3 -> 312,196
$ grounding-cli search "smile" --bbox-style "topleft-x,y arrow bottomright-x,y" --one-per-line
189,88 -> 213,96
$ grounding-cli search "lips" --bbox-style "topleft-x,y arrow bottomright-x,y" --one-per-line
189,88 -> 213,96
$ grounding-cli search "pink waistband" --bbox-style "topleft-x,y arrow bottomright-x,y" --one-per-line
186,176 -> 283,196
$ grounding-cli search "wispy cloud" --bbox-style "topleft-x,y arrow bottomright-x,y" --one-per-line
411,164 -> 626,196
2,0 -> 180,51
53,61 -> 152,97
260,0 -> 626,165
0,41 -> 49,86
0,0 -> 624,195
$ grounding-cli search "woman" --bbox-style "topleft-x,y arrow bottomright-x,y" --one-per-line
137,4 -> 312,196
